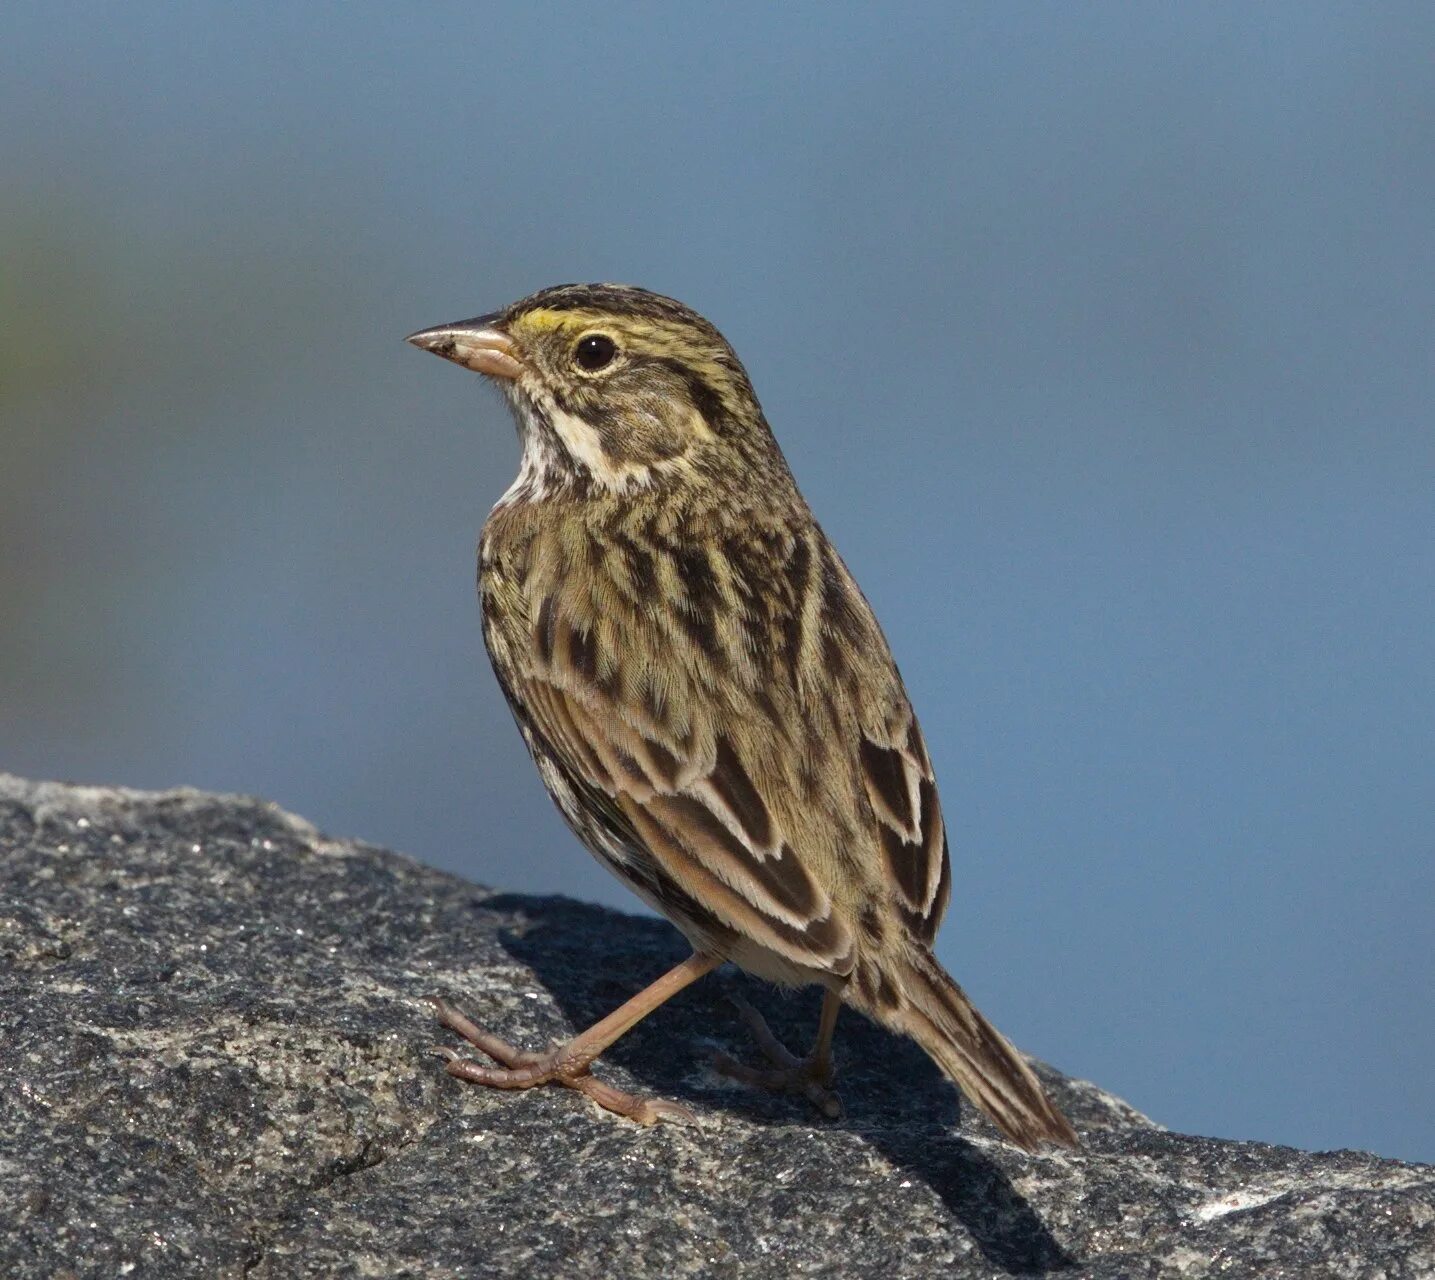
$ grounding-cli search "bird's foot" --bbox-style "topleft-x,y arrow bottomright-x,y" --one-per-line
428,996 -> 697,1127
711,994 -> 843,1119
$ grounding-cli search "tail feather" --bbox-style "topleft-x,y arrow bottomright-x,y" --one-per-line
880,948 -> 1078,1152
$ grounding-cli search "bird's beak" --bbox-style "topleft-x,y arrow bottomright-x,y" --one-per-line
405,314 -> 524,381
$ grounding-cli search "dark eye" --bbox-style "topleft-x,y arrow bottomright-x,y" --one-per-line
574,333 -> 618,371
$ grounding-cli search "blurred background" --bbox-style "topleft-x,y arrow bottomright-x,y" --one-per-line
3,4 -> 1432,1162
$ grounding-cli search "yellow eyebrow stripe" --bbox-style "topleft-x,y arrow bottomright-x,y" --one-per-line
519,308 -> 665,342
518,308 -> 580,333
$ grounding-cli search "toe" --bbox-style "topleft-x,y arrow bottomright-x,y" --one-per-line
638,1096 -> 701,1126
568,1072 -> 699,1126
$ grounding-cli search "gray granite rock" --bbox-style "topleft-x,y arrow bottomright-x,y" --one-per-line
1,774 -> 1430,1278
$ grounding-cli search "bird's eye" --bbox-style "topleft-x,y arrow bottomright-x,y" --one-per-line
574,333 -> 618,372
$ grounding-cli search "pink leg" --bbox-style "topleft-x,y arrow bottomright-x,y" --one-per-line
431,951 -> 721,1126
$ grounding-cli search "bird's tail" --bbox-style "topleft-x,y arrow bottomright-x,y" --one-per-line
870,947 -> 1078,1152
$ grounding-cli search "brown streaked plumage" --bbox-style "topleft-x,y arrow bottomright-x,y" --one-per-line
407,283 -> 1077,1150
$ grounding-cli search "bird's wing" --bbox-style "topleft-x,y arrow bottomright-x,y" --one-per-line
485,512 -> 950,976
794,530 -> 950,949
506,631 -> 858,977
854,695 -> 952,949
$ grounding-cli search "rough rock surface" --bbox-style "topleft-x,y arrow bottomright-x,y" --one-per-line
1,774 -> 1430,1279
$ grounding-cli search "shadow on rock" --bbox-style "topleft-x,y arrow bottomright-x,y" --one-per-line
470,892 -> 1076,1276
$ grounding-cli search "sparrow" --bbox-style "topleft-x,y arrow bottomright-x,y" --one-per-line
407,284 -> 1076,1150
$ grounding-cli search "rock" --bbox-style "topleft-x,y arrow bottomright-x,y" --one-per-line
0,774 -> 1430,1279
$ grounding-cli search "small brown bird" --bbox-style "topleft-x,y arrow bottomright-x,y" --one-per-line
407,285 -> 1076,1150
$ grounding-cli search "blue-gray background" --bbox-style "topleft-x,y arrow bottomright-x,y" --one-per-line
4,4 -> 1432,1162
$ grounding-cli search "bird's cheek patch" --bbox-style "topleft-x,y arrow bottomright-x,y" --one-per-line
543,399 -> 690,493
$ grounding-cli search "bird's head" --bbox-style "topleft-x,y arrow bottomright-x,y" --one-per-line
407,284 -> 795,503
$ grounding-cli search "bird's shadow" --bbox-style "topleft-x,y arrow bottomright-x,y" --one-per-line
469,893 -> 1076,1275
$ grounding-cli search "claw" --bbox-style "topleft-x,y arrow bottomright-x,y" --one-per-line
714,996 -> 844,1118
429,994 -> 697,1126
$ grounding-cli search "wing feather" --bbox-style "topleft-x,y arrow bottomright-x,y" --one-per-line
513,642 -> 855,977
859,712 -> 949,945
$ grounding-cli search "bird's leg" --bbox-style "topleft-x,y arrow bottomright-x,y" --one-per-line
712,987 -> 844,1118
431,951 -> 721,1126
